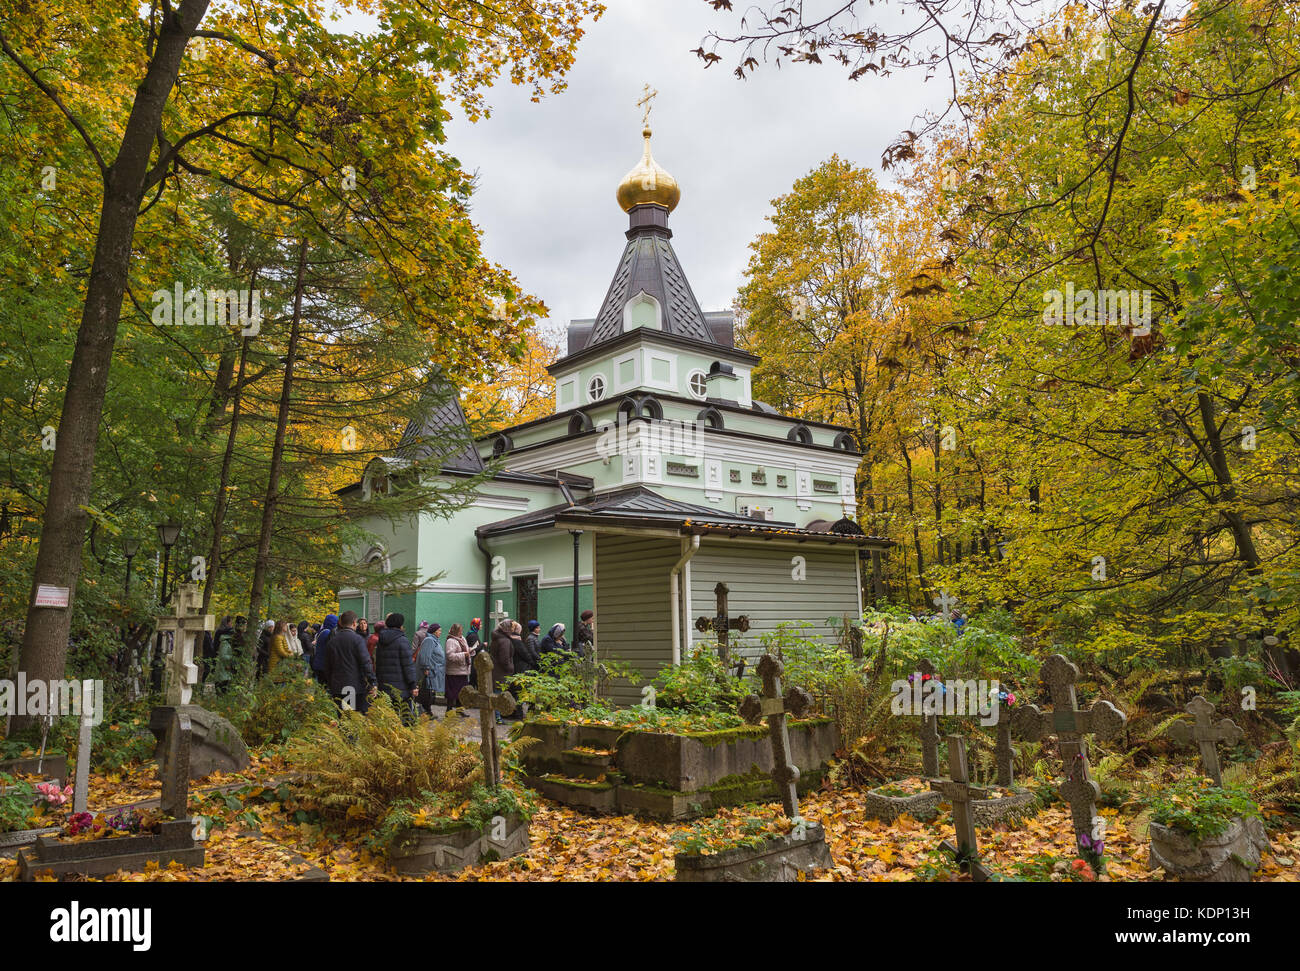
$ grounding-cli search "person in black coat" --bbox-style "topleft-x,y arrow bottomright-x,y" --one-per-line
513,621 -> 540,677
374,612 -> 417,721
539,623 -> 570,658
325,611 -> 376,713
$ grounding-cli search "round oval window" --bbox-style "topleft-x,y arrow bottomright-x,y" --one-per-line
687,370 -> 708,399
587,375 -> 607,402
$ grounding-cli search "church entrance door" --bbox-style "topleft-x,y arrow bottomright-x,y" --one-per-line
515,575 -> 538,627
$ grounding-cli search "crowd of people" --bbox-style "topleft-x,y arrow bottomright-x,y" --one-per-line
205,607 -> 596,723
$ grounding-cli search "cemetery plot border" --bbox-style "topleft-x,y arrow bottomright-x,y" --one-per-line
388,812 -> 532,877
1148,816 -> 1271,883
16,818 -> 204,881
0,755 -> 68,782
971,786 -> 1040,827
674,820 -> 832,883
519,717 -> 837,820
864,781 -> 943,823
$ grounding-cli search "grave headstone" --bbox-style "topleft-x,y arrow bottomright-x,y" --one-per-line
72,716 -> 92,814
931,734 -> 992,882
905,658 -> 942,777
995,719 -> 1016,788
1169,695 -> 1243,787
458,651 -> 516,788
1012,654 -> 1125,853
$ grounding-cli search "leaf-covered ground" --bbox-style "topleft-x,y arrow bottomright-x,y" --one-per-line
4,759 -> 1297,882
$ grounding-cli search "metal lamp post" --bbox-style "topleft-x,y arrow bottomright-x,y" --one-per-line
151,520 -> 181,693
122,535 -> 140,596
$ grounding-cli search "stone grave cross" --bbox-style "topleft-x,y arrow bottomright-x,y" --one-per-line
457,651 -> 516,788
156,583 -> 213,706
739,653 -> 812,819
487,599 -> 510,630
933,588 -> 958,621
905,658 -> 942,777
1012,654 -> 1125,842
1169,695 -> 1243,786
694,581 -> 750,665
995,718 -> 1017,788
930,734 -> 992,882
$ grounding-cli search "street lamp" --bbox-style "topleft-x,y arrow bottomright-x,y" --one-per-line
156,520 -> 181,605
122,535 -> 141,596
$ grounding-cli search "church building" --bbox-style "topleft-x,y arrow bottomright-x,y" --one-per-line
338,115 -> 889,702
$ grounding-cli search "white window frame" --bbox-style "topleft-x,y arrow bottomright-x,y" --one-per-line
686,369 -> 708,400
586,373 -> 608,403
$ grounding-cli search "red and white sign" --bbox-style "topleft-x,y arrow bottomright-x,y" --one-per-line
34,584 -> 70,608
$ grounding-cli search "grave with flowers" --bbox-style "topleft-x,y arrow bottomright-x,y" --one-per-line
864,659 -> 945,822
15,599 -> 210,879
970,684 -> 1039,827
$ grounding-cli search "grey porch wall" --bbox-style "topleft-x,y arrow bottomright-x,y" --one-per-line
593,533 -> 679,705
688,542 -> 861,662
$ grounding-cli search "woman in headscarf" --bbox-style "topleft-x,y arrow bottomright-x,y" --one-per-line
444,623 -> 472,712
538,623 -> 569,658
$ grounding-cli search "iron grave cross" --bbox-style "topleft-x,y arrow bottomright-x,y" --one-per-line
695,582 -> 750,666
1012,654 -> 1125,840
156,583 -> 213,707
739,653 -> 812,818
931,734 -> 992,883
457,651 -> 516,788
1170,695 -> 1244,787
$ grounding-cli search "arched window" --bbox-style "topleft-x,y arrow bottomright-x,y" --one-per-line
637,395 -> 664,421
696,406 -> 725,429
787,424 -> 813,445
617,397 -> 639,423
363,548 -> 389,625
833,431 -> 857,451
492,433 -> 513,457
568,411 -> 593,434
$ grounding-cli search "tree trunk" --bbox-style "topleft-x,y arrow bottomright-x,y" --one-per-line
247,239 -> 308,633
13,2 -> 208,730
202,325 -> 253,612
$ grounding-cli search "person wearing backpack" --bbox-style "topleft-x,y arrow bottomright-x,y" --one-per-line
311,614 -> 338,686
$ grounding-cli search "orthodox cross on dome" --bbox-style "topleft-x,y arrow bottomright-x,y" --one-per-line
637,83 -> 658,128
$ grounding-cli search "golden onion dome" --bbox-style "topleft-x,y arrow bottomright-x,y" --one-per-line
616,125 -> 681,213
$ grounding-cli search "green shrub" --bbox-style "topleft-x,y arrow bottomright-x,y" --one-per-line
653,648 -> 744,711
0,773 -> 36,833
1148,776 -> 1261,841
512,652 -> 640,712
288,694 -> 483,827
209,666 -> 335,747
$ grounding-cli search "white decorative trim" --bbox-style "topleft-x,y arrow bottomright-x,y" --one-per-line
557,377 -> 577,411
539,574 -> 593,589
644,452 -> 662,483
643,349 -> 677,392
473,495 -> 531,512
612,352 -> 640,393
704,458 -> 723,502
338,588 -> 363,598
623,290 -> 662,332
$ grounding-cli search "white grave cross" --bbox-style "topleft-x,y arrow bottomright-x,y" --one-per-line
488,599 -> 510,629
156,583 -> 214,707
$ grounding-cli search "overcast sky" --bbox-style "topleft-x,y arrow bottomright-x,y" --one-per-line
440,0 -> 947,343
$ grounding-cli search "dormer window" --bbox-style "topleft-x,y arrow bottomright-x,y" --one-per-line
623,291 -> 662,331
587,374 -> 607,402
